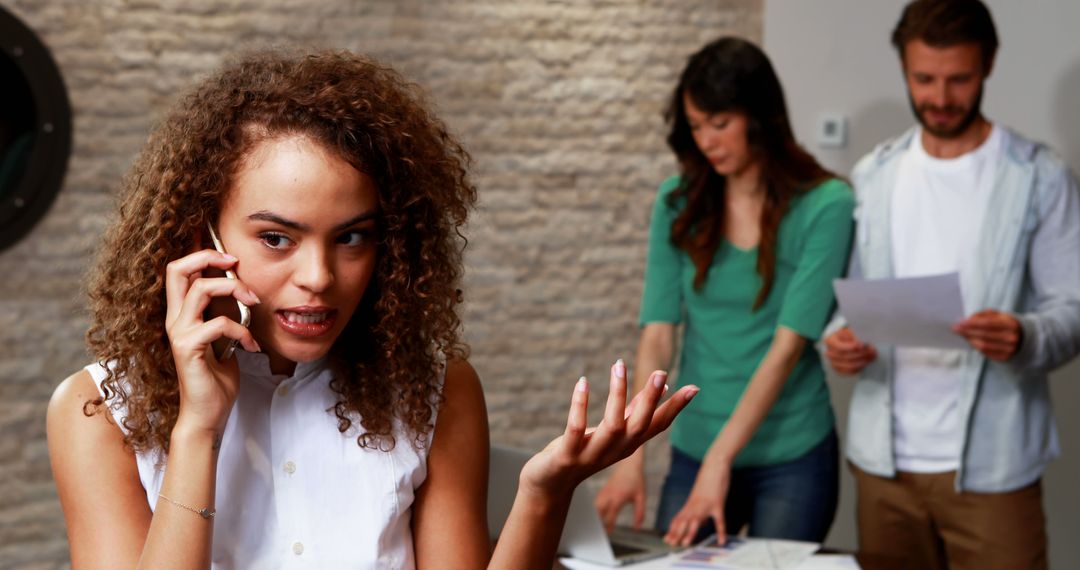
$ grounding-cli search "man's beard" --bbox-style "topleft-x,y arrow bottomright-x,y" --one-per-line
908,85 -> 984,139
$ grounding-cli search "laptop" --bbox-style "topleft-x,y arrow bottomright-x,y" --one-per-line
488,445 -> 676,566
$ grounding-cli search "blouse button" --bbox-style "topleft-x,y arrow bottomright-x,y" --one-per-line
292,541 -> 304,555
278,384 -> 289,397
284,461 -> 297,474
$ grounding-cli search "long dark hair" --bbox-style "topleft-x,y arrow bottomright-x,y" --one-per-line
666,36 -> 836,309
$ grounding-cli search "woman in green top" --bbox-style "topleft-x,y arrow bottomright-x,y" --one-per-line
595,37 -> 854,546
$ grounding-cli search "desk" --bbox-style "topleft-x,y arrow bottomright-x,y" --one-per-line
557,550 -> 891,569
558,551 -> 908,569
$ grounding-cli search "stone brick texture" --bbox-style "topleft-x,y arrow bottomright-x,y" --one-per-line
0,1 -> 761,566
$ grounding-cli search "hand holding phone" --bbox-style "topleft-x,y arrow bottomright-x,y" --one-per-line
207,224 -> 252,360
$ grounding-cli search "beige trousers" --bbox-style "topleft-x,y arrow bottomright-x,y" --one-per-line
851,463 -> 1047,570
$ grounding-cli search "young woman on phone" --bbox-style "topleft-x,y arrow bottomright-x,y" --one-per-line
595,37 -> 854,546
46,50 -> 698,569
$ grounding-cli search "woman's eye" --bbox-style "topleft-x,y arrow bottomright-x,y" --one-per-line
259,232 -> 294,250
713,120 -> 729,129
337,231 -> 369,247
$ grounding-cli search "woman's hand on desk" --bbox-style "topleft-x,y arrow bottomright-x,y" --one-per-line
594,456 -> 647,532
519,360 -> 699,504
663,455 -> 732,547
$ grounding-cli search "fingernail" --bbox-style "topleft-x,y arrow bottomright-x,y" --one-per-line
247,291 -> 261,305
614,358 -> 626,379
576,376 -> 588,392
685,386 -> 700,401
662,383 -> 669,395
223,253 -> 238,262
652,370 -> 667,388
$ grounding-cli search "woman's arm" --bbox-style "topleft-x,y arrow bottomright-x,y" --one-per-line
135,423 -> 222,568
492,361 -> 698,570
48,370 -> 152,569
412,359 -> 492,569
594,322 -> 677,530
50,249 -> 260,568
663,326 -> 806,545
134,249 -> 260,568
49,369 -> 238,569
703,327 -> 805,467
413,356 -> 697,570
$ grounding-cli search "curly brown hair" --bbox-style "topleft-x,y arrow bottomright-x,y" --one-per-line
86,50 -> 475,453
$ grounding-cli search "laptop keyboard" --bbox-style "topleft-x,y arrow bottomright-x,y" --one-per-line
610,542 -> 647,557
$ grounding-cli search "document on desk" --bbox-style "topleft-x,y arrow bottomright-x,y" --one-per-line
560,554 -> 679,569
832,272 -> 968,350
793,554 -> 860,569
672,537 -> 819,569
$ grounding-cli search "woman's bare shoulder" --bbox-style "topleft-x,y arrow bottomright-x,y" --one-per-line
431,357 -> 488,456
49,368 -> 96,410
47,367 -> 128,461
444,358 -> 481,391
440,359 -> 486,424
48,368 -> 110,429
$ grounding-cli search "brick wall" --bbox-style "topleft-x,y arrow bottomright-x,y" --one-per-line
0,1 -> 761,566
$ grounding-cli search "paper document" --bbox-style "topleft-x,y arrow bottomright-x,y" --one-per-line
793,554 -> 860,569
672,537 -> 820,569
560,554 -> 678,569
832,272 -> 968,349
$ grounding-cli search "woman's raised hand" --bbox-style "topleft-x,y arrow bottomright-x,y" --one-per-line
164,249 -> 261,435
518,360 -> 699,502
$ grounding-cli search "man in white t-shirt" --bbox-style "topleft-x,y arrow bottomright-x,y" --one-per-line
823,1 -> 1080,569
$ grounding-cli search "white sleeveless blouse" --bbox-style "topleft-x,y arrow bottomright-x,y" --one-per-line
87,350 -> 440,569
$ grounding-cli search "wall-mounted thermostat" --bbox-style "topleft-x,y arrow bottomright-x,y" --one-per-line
816,113 -> 847,149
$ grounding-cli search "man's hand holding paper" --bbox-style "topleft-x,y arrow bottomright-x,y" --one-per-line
827,272 -> 1022,373
953,309 -> 1023,361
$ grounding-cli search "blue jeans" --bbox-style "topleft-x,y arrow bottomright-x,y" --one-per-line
656,430 -> 839,543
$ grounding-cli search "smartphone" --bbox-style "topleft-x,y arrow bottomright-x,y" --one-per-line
206,224 -> 252,360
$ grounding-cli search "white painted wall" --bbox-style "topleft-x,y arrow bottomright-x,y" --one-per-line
764,1 -> 1080,566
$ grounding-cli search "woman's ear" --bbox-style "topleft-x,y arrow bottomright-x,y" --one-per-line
190,222 -> 209,254
196,213 -> 222,253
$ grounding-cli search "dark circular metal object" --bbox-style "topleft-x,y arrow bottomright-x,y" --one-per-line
0,5 -> 72,252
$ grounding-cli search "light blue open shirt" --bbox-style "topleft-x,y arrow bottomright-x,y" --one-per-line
826,125 -> 1080,492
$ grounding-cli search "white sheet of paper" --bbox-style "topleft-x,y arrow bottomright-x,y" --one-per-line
833,272 -> 968,349
671,537 -> 820,569
560,554 -> 680,570
793,554 -> 861,570
560,538 -> 823,570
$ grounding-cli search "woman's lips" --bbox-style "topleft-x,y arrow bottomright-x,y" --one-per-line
275,308 -> 337,338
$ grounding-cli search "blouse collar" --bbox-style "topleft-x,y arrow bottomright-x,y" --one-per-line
234,349 -> 329,387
